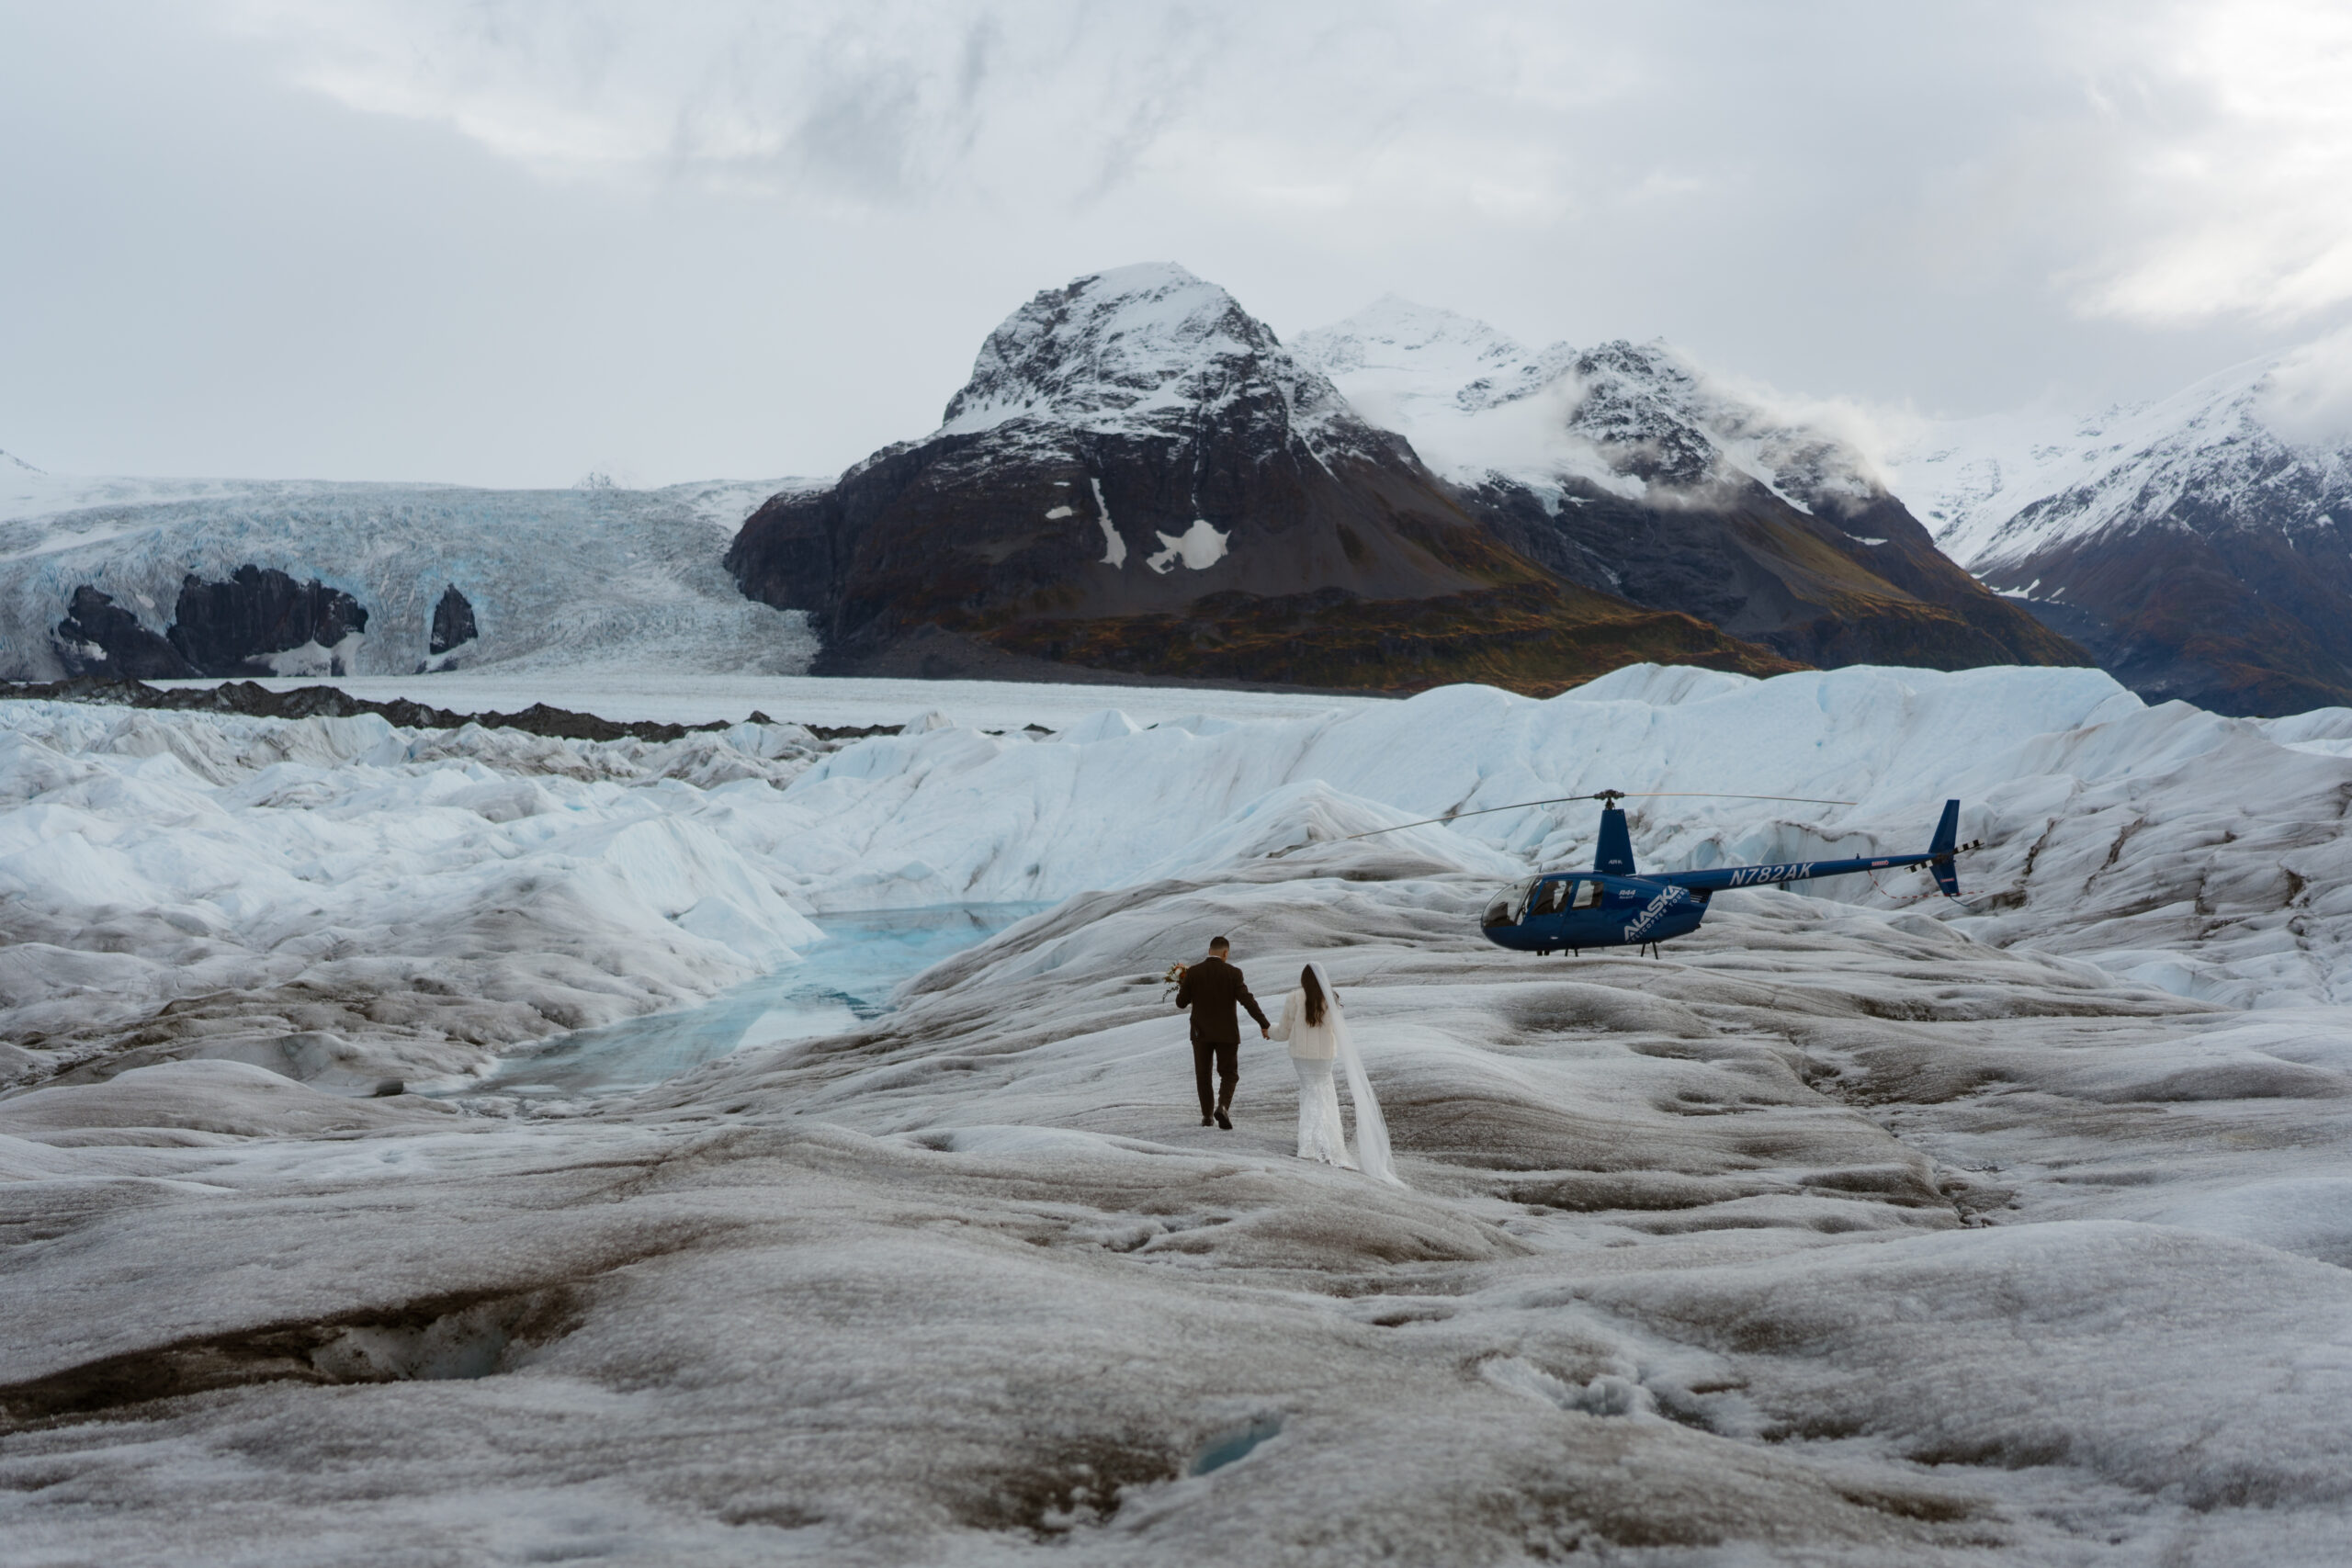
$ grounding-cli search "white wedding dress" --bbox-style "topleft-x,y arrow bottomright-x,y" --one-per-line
1268,962 -> 1403,1186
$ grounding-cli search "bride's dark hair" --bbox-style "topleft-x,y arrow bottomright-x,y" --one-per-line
1301,964 -> 1326,1027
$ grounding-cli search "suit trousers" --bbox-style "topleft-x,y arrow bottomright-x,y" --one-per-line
1192,1035 -> 1239,1117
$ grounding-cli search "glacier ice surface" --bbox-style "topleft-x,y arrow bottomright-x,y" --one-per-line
4,661 -> 2351,1563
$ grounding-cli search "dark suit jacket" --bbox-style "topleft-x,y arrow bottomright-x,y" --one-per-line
1175,956 -> 1268,1044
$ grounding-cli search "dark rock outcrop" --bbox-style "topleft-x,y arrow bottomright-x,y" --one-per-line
2,676 -> 721,742
429,585 -> 478,656
728,265 -> 1795,694
168,566 -> 368,676
51,567 -> 370,681
52,587 -> 195,678
0,674 -> 922,744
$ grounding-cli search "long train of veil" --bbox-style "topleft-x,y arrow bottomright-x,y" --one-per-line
1306,962 -> 1403,1188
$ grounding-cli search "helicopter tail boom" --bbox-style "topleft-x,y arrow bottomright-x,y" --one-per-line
1647,798 -> 1977,897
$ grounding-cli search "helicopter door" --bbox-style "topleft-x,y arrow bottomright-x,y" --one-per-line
1571,880 -> 1604,910
1530,878 -> 1571,918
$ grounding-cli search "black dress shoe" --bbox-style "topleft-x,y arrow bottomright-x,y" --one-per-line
1215,1108 -> 1232,1130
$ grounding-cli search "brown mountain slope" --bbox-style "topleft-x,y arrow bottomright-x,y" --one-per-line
1462,476 -> 2086,671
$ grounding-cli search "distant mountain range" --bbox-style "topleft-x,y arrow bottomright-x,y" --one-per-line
12,265 -> 2347,711
1290,299 -> 2079,673
727,265 -> 2075,693
1895,355 -> 2352,716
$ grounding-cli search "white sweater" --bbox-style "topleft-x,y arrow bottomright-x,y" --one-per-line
1270,987 -> 1340,1061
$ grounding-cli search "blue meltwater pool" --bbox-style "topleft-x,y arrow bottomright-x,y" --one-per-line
477,902 -> 1049,1099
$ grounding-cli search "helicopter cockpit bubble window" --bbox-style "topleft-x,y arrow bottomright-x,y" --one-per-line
1482,879 -> 1535,928
1571,880 -> 1604,910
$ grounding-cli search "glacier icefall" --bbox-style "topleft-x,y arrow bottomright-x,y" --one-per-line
0,476 -> 826,682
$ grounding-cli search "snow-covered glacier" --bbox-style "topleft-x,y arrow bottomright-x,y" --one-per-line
0,472 -> 824,681
17,659 -> 2352,1090
0,703 -> 845,1089
5,665 -> 2351,1564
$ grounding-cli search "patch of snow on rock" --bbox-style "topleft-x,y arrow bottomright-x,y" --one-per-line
1090,477 -> 1126,568
1145,518 -> 1229,573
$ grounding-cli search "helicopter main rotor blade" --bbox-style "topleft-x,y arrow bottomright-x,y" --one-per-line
1608,792 -> 1860,805
1272,789 -> 1859,854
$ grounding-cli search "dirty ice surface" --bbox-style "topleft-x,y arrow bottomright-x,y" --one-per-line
5,663 -> 2352,1565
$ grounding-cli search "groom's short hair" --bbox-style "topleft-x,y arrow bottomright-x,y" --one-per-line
1208,935 -> 1230,953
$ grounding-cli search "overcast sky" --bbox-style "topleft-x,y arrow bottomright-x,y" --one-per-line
5,0 -> 2351,488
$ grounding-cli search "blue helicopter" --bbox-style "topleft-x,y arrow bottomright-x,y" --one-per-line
1309,789 -> 1980,956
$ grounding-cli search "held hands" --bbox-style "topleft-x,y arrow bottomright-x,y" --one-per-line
1261,1026 -> 1271,1039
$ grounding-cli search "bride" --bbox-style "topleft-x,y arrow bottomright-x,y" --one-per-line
1268,962 -> 1403,1186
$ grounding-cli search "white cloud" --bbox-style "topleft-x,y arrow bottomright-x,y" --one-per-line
17,1 -> 2352,484
2059,0 -> 2352,323
220,2 -> 2352,333
2258,323 -> 2352,446
1682,362 -> 1930,494
213,2 -> 1647,219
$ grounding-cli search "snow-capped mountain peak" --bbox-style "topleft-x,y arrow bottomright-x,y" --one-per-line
1896,351 -> 2352,571
1290,295 -> 1529,388
1,448 -> 41,475
936,262 -> 1362,453
1287,299 -> 2071,672
727,265 -> 1816,686
1295,304 -> 1881,513
1885,336 -> 2352,713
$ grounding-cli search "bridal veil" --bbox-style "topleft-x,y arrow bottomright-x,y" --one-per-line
1306,961 -> 1403,1188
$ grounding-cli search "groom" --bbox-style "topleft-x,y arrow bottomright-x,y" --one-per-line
1173,935 -> 1270,1130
